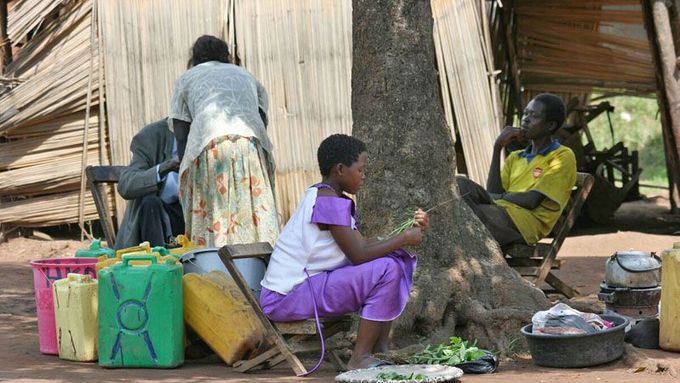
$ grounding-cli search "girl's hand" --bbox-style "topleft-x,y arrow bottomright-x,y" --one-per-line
413,208 -> 430,231
402,227 -> 423,246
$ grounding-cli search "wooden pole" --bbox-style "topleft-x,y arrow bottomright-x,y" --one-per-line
480,0 -> 503,132
79,2 -> 98,239
669,1 -> 679,53
502,4 -> 523,124
653,0 -> 680,212
653,0 -> 680,132
643,0 -> 680,212
0,0 -> 12,73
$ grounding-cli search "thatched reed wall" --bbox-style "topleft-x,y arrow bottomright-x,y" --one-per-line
3,0 -> 659,230
98,0 -> 226,169
231,0 -> 353,218
0,0 -> 107,227
96,0 -> 353,223
0,0 -> 516,225
433,0 -> 502,185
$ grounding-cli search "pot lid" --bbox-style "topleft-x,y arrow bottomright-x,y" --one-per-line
613,251 -> 662,273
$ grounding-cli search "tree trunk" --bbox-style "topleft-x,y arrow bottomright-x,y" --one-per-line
351,0 -> 549,351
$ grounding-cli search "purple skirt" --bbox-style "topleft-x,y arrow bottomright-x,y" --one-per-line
260,249 -> 416,322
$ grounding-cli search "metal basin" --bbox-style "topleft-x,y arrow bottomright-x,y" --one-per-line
179,247 -> 266,297
521,314 -> 629,368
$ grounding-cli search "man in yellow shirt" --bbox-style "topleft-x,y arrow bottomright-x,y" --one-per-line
457,93 -> 577,246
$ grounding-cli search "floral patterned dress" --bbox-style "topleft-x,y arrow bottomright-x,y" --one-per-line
178,135 -> 279,247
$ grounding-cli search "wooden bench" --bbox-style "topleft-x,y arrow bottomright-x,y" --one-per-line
505,172 -> 594,298
218,243 -> 350,375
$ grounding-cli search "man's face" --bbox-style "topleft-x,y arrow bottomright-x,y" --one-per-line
521,100 -> 554,140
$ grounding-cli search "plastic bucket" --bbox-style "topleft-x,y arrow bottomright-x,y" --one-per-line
30,258 -> 98,354
179,248 -> 266,297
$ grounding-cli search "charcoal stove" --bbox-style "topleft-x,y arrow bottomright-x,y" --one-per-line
598,283 -> 661,319
598,250 -> 662,320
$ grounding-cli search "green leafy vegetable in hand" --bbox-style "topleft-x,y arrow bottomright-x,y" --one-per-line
409,336 -> 486,366
376,372 -> 427,382
385,195 -> 465,237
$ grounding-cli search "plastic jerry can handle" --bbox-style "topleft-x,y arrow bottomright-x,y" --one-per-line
122,254 -> 158,267
90,239 -> 102,250
177,234 -> 192,248
151,246 -> 171,256
67,273 -> 93,283
115,242 -> 152,259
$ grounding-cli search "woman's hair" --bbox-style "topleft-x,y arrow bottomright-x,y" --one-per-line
317,134 -> 367,176
533,93 -> 566,132
190,35 -> 231,67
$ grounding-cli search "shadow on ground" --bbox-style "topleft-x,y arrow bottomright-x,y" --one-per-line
571,197 -> 680,237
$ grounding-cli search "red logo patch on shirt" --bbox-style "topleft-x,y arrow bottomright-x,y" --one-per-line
533,167 -> 543,179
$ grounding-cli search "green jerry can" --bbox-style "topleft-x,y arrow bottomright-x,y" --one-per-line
75,239 -> 116,258
98,255 -> 184,368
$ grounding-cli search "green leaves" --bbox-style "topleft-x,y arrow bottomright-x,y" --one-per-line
408,336 -> 486,366
376,372 -> 427,382
384,196 -> 462,237
386,217 -> 417,237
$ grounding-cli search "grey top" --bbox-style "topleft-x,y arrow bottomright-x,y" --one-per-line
168,61 -> 272,177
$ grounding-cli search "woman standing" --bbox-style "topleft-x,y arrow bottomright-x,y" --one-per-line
169,35 -> 278,247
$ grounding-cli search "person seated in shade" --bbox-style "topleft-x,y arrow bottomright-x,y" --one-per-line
456,93 -> 577,247
115,119 -> 185,249
260,134 -> 430,371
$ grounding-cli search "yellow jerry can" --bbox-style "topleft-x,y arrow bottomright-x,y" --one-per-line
96,242 -> 180,273
96,242 -> 152,273
660,242 -> 680,351
53,273 -> 98,361
183,271 -> 263,365
168,235 -> 199,258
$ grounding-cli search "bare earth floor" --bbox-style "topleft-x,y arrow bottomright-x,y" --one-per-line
2,196 -> 680,382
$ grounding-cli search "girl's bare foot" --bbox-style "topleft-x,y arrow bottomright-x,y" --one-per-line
347,354 -> 390,370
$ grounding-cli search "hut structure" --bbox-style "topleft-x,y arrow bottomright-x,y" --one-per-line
489,0 -> 680,214
0,0 -> 677,236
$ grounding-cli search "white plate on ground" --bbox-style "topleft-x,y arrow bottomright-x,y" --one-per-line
335,364 -> 463,383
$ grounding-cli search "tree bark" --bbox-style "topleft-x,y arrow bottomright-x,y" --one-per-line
351,0 -> 548,351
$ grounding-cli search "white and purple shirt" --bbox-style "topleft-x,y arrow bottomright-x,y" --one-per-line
260,184 -> 356,294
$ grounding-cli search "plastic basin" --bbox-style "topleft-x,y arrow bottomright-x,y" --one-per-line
521,314 -> 629,368
30,257 -> 98,354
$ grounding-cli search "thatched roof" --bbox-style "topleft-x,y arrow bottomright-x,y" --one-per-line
517,0 -> 655,95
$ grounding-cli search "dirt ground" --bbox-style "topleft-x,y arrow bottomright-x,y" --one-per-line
2,196 -> 680,382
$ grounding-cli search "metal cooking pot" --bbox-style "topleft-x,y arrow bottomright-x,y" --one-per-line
604,250 -> 661,288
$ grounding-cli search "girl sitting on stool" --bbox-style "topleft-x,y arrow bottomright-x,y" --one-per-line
260,134 -> 430,370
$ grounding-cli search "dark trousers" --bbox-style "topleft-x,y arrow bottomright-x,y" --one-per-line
138,194 -> 185,247
456,176 -> 525,246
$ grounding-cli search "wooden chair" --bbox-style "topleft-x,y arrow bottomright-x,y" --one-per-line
505,172 -> 594,298
85,165 -> 127,248
218,243 -> 351,375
